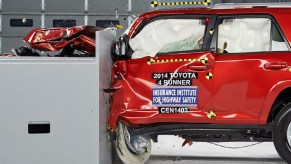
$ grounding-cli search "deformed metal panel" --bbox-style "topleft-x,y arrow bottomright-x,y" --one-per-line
2,15 -> 41,35
2,0 -> 41,12
88,0 -> 128,14
45,0 -> 85,13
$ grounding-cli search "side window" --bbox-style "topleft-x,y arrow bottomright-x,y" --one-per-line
129,18 -> 208,59
272,23 -> 289,51
217,17 -> 289,54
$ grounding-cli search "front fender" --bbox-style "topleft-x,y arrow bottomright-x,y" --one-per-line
258,80 -> 291,124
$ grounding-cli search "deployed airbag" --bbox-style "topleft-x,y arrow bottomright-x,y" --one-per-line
129,19 -> 206,59
218,18 -> 271,53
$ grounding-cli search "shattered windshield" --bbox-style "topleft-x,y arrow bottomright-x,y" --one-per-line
129,18 -> 207,59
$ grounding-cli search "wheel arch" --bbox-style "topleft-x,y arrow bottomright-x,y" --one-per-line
259,80 -> 291,124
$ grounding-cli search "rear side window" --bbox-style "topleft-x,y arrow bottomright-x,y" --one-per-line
217,17 -> 288,54
272,23 -> 288,51
129,18 -> 208,59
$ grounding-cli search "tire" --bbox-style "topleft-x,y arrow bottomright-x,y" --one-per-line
273,102 -> 291,163
112,122 -> 151,164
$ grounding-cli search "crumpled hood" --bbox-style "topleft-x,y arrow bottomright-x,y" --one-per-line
23,25 -> 103,52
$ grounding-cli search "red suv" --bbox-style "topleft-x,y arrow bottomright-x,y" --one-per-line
108,5 -> 291,164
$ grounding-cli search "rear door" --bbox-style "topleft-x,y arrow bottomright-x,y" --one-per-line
211,14 -> 291,124
120,15 -> 217,123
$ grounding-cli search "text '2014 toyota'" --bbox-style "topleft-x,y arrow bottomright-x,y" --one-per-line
108,4 -> 291,164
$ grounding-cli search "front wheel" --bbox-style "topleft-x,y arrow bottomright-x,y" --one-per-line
273,102 -> 291,163
112,122 -> 152,164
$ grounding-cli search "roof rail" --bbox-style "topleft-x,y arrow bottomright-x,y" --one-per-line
212,3 -> 291,9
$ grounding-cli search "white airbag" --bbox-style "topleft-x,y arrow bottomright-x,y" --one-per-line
218,18 -> 271,53
129,19 -> 205,59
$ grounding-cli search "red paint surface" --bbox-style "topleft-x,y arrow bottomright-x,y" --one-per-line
109,7 -> 291,131
23,26 -> 99,53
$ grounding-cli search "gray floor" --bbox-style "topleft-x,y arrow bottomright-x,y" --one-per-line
147,135 -> 286,164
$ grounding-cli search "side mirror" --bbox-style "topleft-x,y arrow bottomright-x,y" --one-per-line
112,34 -> 131,61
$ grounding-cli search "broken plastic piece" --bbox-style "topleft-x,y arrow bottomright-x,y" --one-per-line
182,139 -> 193,147
11,47 -> 40,56
3,53 -> 15,57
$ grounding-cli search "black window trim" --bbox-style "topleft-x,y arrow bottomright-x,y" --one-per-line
212,13 -> 291,56
131,14 -> 215,57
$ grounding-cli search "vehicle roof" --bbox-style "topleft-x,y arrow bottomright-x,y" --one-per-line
213,3 -> 291,9
139,7 -> 291,18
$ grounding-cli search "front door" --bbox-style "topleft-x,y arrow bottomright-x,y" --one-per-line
114,14 -> 218,124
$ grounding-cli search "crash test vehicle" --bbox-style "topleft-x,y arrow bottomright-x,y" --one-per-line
109,4 -> 291,164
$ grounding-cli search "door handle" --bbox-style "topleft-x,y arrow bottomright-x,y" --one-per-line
188,65 -> 209,71
264,62 -> 288,69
